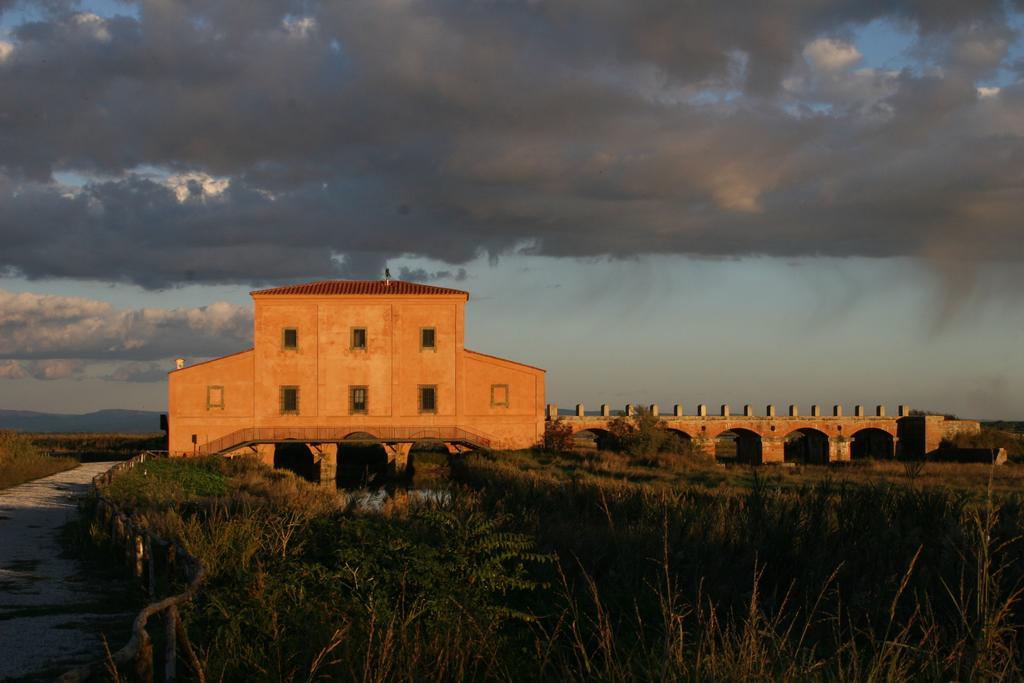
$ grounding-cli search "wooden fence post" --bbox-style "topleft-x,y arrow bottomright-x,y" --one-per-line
167,542 -> 177,582
147,536 -> 156,595
134,534 -> 145,581
134,624 -> 154,683
164,605 -> 178,682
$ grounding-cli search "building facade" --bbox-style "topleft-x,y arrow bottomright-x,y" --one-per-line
168,280 -> 546,463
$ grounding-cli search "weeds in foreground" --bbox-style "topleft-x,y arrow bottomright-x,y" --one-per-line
93,454 -> 1024,681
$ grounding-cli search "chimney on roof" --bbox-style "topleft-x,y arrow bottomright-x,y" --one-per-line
175,358 -> 185,370
384,267 -> 391,286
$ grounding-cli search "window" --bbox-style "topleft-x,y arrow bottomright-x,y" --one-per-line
418,385 -> 437,413
207,385 -> 224,410
280,386 -> 299,414
351,327 -> 367,350
420,327 -> 436,350
282,328 -> 298,350
349,386 -> 368,414
490,384 -> 509,408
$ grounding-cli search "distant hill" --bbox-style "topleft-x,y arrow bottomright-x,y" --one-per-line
0,409 -> 164,433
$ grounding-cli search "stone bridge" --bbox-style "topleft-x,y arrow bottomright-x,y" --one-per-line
546,403 -> 977,464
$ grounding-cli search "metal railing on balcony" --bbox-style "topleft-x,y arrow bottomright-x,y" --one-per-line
197,425 -> 492,455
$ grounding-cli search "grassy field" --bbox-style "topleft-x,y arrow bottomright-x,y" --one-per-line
27,432 -> 166,462
89,446 -> 1024,682
480,447 -> 1024,496
0,430 -> 78,489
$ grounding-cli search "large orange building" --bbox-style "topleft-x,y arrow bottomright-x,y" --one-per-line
167,280 -> 545,472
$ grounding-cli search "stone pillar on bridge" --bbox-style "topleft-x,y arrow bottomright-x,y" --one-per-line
855,405 -> 865,417
721,404 -> 730,417
673,404 -> 683,417
811,405 -> 821,417
385,443 -> 412,476
829,437 -> 851,462
761,437 -> 785,464
789,404 -> 799,417
767,404 -> 776,417
744,404 -> 753,417
576,403 -> 585,417
834,404 -> 843,417
697,404 -> 707,417
876,405 -> 886,417
898,404 -> 910,417
649,404 -> 660,416
600,404 -> 610,417
546,404 -> 558,419
317,443 -> 338,486
625,404 -> 635,416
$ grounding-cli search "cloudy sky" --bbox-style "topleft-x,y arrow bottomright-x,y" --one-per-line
1,0 -> 1023,419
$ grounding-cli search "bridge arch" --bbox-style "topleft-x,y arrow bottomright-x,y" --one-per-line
706,423 -> 766,440
273,441 -> 318,482
573,427 -> 614,450
337,432 -> 388,485
343,431 -> 381,443
662,428 -> 695,455
408,439 -> 449,470
715,428 -> 763,464
850,428 -> 895,460
783,427 -> 830,464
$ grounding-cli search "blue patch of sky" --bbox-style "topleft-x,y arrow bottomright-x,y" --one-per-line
1,0 -> 138,29
852,18 -> 918,73
852,10 -> 1024,89
983,9 -> 1024,88
687,89 -> 741,106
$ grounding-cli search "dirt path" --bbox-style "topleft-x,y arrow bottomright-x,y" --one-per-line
0,462 -> 132,682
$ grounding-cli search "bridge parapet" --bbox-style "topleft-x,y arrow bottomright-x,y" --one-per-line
545,403 -> 975,462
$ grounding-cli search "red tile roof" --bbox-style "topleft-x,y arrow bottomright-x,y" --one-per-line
250,280 -> 469,297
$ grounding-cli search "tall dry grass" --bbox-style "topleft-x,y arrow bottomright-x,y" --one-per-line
92,452 -> 1024,681
0,429 -> 77,489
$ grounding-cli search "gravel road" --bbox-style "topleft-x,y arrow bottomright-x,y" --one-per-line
0,462 -> 132,682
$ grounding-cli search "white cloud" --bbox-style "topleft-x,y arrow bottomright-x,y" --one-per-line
71,13 -> 112,43
164,173 -> 231,203
977,86 -> 1000,98
0,360 -> 28,380
0,359 -> 87,380
0,41 -> 13,63
283,16 -> 317,39
803,38 -> 862,73
104,361 -> 168,383
0,290 -> 252,361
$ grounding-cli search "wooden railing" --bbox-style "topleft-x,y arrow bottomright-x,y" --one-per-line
197,424 -> 493,455
58,452 -> 206,683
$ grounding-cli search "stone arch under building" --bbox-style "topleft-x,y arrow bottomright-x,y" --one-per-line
337,432 -> 389,486
407,439 -> 450,470
273,441 -> 318,482
850,428 -> 895,460
715,428 -> 763,464
784,427 -> 830,464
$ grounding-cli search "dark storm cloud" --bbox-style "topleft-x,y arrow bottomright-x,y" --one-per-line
0,0 -> 1022,287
